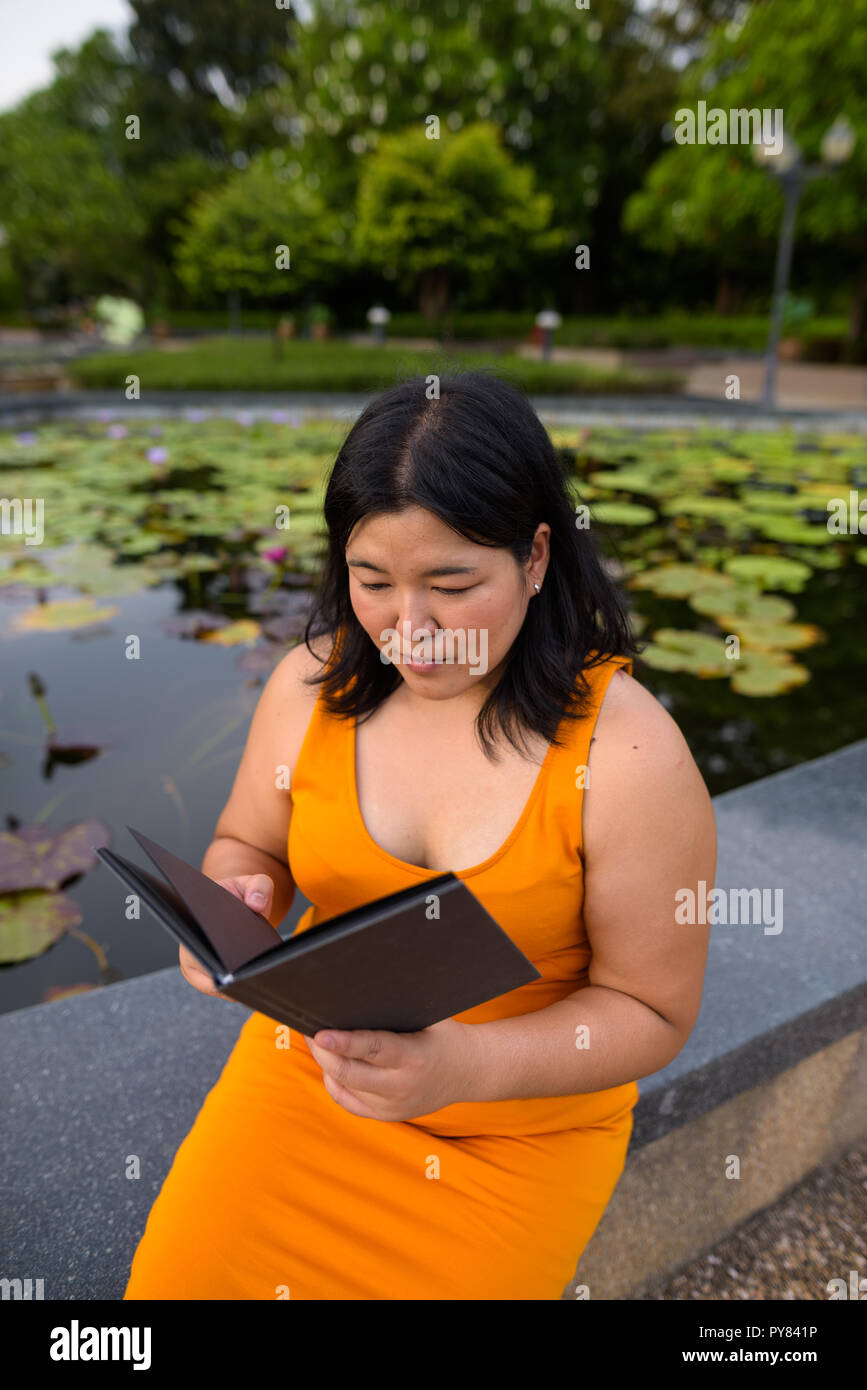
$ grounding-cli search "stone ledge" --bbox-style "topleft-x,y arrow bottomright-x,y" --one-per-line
1,738 -> 864,1300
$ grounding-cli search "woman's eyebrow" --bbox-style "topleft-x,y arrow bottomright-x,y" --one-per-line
347,559 -> 479,577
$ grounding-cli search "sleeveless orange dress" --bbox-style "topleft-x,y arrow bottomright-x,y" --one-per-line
124,652 -> 639,1301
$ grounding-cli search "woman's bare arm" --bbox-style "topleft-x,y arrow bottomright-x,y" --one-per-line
200,635 -> 332,928
455,669 -> 717,1101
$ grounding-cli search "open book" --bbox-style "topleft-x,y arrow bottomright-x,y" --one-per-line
94,827 -> 541,1035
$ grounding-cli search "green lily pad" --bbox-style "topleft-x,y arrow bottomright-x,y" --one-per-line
725,619 -> 824,651
856,548 -> 867,566
691,588 -> 796,621
0,890 -> 82,963
660,495 -> 746,522
723,555 -> 812,591
0,557 -> 56,587
588,469 -> 662,494
753,516 -> 836,546
639,629 -> 732,676
730,651 -> 811,697
198,618 -> 262,647
738,490 -> 806,514
50,543 -> 163,595
786,547 -> 844,570
630,564 -> 735,598
0,820 -> 111,893
592,501 -> 656,526
12,598 -> 120,631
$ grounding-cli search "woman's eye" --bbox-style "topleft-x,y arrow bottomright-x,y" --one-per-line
359,582 -> 471,595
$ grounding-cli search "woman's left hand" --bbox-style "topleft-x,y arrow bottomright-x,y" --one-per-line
302,1018 -> 478,1121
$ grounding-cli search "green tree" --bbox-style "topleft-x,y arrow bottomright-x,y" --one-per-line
173,149 -> 349,308
125,0 -> 297,161
354,121 -> 560,317
276,0 -> 712,311
623,0 -> 867,336
0,33 -> 146,304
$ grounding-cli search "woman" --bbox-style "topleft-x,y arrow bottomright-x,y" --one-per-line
124,370 -> 716,1301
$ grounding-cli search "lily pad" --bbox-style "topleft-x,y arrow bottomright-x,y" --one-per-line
0,819 -> 111,893
50,543 -> 163,595
730,651 -> 811,697
724,619 -> 824,651
588,469 -> 662,494
660,495 -> 746,522
639,629 -> 732,677
723,555 -> 812,591
690,588 -> 796,621
753,516 -> 837,546
629,564 -> 735,598
12,598 -> 120,631
0,890 -> 82,963
0,557 -> 56,587
592,501 -> 656,526
198,618 -> 262,647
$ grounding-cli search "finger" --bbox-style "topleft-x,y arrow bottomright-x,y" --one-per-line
307,1039 -> 398,1096
310,1028 -> 399,1066
243,875 -> 273,911
320,1071 -> 384,1121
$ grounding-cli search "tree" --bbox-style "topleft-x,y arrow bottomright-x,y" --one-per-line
173,150 -> 349,308
0,33 -> 146,304
623,0 -> 867,338
125,0 -> 297,162
353,122 -> 560,318
275,0 -> 703,311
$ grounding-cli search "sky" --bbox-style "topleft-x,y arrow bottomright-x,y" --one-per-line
0,0 -> 131,112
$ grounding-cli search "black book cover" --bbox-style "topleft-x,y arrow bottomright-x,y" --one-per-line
94,827 -> 541,1034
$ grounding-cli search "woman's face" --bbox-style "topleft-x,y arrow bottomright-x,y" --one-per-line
345,505 -> 549,702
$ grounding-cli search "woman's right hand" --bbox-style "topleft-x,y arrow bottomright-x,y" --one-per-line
178,873 -> 275,1000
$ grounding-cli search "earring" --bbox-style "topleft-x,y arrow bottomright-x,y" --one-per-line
534,583 -> 540,593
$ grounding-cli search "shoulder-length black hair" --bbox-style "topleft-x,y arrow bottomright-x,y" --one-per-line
300,367 -> 641,760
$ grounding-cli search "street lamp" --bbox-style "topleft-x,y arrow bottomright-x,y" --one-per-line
535,308 -> 562,363
367,304 -> 390,345
752,115 -> 856,409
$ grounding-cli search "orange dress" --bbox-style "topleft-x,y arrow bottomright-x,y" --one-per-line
124,652 -> 639,1300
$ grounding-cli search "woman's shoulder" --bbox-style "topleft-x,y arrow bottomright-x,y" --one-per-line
587,662 -> 708,803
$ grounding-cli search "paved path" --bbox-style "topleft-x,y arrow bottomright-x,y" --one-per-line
627,1141 -> 866,1301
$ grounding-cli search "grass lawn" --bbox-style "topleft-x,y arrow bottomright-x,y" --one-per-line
66,336 -> 684,394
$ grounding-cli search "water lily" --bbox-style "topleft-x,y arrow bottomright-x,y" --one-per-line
184,409 -> 206,423
263,546 -> 289,564
236,410 -> 254,427
107,424 -> 127,439
146,446 -> 168,465
14,431 -> 36,446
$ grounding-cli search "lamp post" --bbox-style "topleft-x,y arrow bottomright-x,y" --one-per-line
752,116 -> 855,409
367,304 -> 391,345
535,308 -> 562,363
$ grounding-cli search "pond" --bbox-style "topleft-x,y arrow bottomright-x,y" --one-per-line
1,413 -> 865,1015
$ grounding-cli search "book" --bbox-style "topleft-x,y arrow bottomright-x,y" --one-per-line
94,827 -> 541,1034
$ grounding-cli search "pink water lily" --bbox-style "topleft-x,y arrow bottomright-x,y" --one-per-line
146,446 -> 168,465
263,546 -> 289,564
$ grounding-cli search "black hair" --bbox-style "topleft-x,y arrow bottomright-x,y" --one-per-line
300,367 -> 641,760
